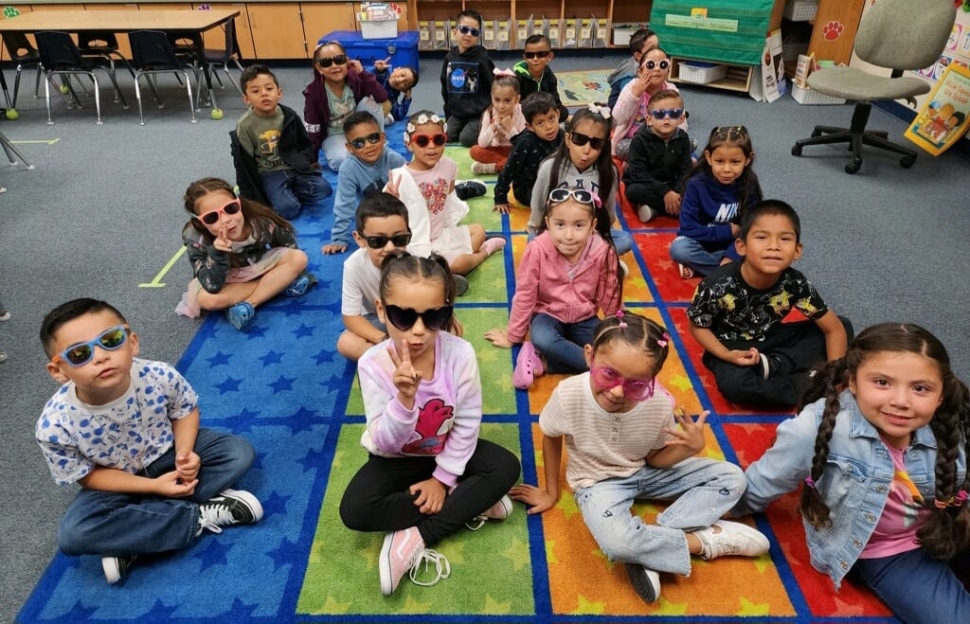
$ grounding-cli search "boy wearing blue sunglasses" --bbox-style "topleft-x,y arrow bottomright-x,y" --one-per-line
37,298 -> 263,584
622,89 -> 693,223
441,9 -> 495,147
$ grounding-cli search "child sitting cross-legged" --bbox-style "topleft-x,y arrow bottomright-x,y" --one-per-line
37,298 -> 262,585
492,92 -> 564,214
231,64 -> 332,220
470,70 -> 525,176
510,312 -> 770,604
388,110 -> 505,295
322,111 -> 407,255
623,89 -> 693,224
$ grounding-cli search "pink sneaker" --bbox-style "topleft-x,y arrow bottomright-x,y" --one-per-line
482,236 -> 507,257
512,341 -> 544,389
379,527 -> 425,596
466,495 -> 513,530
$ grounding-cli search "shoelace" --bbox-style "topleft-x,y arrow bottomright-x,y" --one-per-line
464,516 -> 487,531
198,502 -> 235,535
408,549 -> 451,587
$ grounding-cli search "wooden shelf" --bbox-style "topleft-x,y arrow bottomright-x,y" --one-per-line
669,57 -> 753,93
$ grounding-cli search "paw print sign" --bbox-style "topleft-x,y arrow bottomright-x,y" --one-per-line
822,21 -> 844,41
3,6 -> 21,18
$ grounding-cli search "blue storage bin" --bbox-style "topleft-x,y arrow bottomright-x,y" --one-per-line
318,30 -> 420,73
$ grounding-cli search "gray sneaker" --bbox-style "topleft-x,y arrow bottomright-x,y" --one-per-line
197,489 -> 263,535
625,563 -> 661,603
453,274 -> 470,297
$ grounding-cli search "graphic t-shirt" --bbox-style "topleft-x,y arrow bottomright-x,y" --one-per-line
859,442 -> 928,558
408,157 -> 457,242
326,84 -> 356,135
236,107 -> 287,173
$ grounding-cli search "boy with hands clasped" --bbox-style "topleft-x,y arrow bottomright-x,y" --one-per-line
37,299 -> 262,584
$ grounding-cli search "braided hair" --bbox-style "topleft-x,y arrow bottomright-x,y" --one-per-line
590,312 -> 670,379
798,323 -> 970,559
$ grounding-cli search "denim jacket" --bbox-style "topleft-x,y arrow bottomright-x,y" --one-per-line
734,391 -> 966,589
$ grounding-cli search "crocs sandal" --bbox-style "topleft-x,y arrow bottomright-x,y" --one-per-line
512,341 -> 544,389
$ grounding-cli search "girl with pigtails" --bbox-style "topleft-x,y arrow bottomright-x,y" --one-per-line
735,322 -> 970,623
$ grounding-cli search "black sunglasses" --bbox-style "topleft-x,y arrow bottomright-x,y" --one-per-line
316,54 -> 348,68
524,50 -> 551,59
570,131 -> 607,151
362,232 -> 411,249
648,108 -> 684,120
349,131 -> 382,149
199,199 -> 241,226
384,304 -> 454,332
643,59 -> 670,71
411,133 -> 447,148
458,25 -> 481,37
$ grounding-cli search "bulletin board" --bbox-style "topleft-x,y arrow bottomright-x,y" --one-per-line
649,0 -> 777,66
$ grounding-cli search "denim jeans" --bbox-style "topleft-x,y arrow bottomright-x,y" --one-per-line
574,457 -> 745,575
262,169 -> 332,220
669,236 -> 729,277
530,313 -> 600,374
57,428 -> 256,557
852,548 -> 970,623
320,97 -> 386,170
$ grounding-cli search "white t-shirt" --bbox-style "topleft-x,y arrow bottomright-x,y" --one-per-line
341,247 -> 382,317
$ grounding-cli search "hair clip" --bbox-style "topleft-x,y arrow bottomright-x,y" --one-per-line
493,67 -> 516,77
656,332 -> 670,348
587,103 -> 611,119
804,476 -> 817,490
935,490 -> 969,509
405,113 -> 444,136
615,310 -> 627,329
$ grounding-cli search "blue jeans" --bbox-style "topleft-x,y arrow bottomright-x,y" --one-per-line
57,428 -> 256,557
262,169 -> 331,221
530,313 -> 599,374
575,458 -> 745,575
320,97 -> 385,170
669,236 -> 730,277
852,548 -> 970,623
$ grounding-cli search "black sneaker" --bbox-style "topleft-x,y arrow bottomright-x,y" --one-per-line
453,274 -> 470,297
197,489 -> 263,535
625,563 -> 661,603
455,180 -> 487,200
758,353 -> 784,380
102,554 -> 137,584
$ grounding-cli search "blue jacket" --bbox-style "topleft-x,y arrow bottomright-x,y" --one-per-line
331,148 -> 407,247
735,391 -> 966,589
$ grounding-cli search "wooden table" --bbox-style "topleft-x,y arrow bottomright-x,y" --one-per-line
0,9 -> 240,110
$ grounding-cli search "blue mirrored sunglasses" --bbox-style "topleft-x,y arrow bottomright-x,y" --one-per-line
57,325 -> 129,367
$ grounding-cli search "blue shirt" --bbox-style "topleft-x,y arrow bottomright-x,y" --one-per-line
331,147 -> 407,247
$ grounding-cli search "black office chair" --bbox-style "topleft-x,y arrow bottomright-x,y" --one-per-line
128,30 -> 200,124
1,32 -> 43,110
790,0 -> 956,174
34,30 -> 128,125
76,31 -> 136,79
202,18 -> 246,97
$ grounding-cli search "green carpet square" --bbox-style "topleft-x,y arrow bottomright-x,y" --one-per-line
297,423 -> 533,616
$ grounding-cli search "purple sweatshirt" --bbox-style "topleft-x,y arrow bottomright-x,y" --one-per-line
302,67 -> 387,152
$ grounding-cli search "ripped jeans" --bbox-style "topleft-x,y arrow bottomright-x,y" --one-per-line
574,457 -> 745,576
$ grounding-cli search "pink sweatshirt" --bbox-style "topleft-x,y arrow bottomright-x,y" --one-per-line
507,232 -> 621,344
357,332 -> 483,487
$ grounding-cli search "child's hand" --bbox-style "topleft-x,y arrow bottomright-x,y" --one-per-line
388,341 -> 422,402
727,347 -> 760,367
156,470 -> 198,497
322,242 -> 348,255
663,191 -> 681,215
664,408 -> 709,454
494,203 -> 511,214
410,477 -> 446,514
510,483 -> 556,515
384,173 -> 401,198
347,58 -> 364,74
213,224 -> 233,253
484,328 -> 513,348
175,451 -> 201,483
374,57 -> 391,72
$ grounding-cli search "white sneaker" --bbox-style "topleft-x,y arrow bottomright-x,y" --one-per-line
637,204 -> 656,223
619,259 -> 629,279
197,489 -> 263,535
466,494 -> 513,530
625,563 -> 661,603
385,113 -> 395,125
102,554 -> 137,584
693,520 -> 770,560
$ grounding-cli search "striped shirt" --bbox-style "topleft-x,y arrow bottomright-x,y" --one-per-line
539,373 -> 675,491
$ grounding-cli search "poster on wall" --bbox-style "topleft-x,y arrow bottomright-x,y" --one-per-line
904,63 -> 970,156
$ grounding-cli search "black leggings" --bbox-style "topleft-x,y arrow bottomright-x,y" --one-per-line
339,439 -> 520,545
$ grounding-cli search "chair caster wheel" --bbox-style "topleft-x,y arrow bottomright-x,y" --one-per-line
791,145 -> 802,156
844,160 -> 861,174
900,155 -> 916,168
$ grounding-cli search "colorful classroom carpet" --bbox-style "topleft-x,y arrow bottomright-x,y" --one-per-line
18,133 -> 898,623
557,70 -> 611,106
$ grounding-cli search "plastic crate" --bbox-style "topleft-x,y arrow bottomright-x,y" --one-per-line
784,0 -> 819,22
791,84 -> 845,105
319,30 -> 419,73
361,18 -> 398,39
678,61 -> 728,84
612,24 -> 640,46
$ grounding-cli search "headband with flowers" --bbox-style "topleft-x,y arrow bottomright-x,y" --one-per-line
587,103 -> 611,119
405,113 -> 444,137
